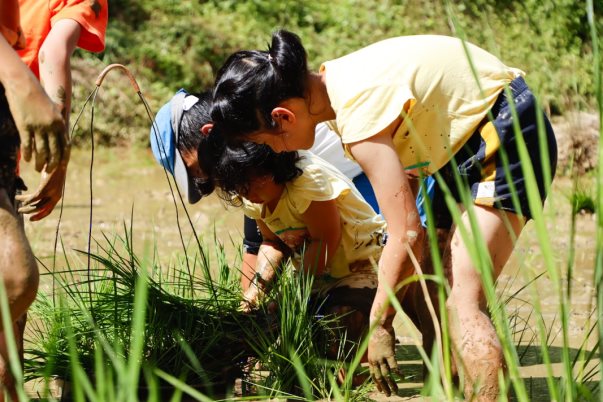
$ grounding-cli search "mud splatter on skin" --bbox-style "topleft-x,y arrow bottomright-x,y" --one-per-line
56,86 -> 67,118
90,0 -> 102,18
39,50 -> 45,65
56,86 -> 66,104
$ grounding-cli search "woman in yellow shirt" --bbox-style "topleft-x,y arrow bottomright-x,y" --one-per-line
208,30 -> 557,400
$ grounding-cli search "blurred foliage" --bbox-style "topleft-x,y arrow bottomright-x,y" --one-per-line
70,0 -> 602,146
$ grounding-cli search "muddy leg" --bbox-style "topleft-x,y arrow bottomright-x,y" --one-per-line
446,206 -> 523,401
0,314 -> 26,402
0,189 -> 39,401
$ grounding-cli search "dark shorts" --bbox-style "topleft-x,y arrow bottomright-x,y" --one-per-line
243,215 -> 262,255
0,84 -> 23,203
429,76 -> 558,229
314,286 -> 376,319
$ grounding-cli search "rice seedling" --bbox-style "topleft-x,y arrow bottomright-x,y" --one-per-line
24,230 -> 260,398
568,183 -> 597,216
23,222 -> 374,401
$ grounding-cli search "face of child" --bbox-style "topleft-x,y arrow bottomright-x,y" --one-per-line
180,148 -> 205,180
240,175 -> 284,205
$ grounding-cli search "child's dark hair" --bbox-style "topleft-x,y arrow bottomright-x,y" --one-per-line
211,142 -> 303,207
210,30 -> 308,143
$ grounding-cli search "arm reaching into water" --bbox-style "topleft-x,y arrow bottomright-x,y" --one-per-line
240,220 -> 289,312
348,117 -> 424,396
300,199 -> 341,276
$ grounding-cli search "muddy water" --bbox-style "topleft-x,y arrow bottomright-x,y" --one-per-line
20,149 -> 599,400
20,147 -> 244,283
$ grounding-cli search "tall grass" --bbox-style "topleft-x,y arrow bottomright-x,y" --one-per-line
588,0 -> 603,398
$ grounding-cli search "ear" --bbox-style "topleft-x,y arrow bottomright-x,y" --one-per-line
200,123 -> 213,136
271,107 -> 296,127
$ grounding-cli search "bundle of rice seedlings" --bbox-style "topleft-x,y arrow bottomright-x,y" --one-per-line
24,231 -> 273,398
24,229 -> 366,400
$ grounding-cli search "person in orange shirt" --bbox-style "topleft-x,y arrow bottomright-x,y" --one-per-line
0,1 -> 107,399
16,0 -> 108,220
0,1 -> 66,400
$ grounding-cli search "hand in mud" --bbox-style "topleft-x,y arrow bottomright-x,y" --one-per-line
16,143 -> 71,221
368,324 -> 400,396
239,285 -> 263,313
4,72 -> 67,172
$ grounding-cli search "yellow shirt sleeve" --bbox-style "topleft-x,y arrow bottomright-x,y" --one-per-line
241,198 -> 262,220
287,155 -> 351,214
336,84 -> 415,145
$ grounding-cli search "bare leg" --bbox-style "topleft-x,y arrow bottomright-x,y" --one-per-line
0,314 -> 26,402
445,205 -> 523,401
0,189 -> 39,401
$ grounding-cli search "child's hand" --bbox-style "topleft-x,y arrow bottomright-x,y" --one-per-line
240,285 -> 262,313
368,323 -> 400,396
5,71 -> 67,172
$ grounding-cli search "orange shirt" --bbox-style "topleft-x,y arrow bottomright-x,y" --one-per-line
0,0 -> 26,49
17,0 -> 108,78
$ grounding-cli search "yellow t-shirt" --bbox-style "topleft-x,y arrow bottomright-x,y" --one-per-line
320,35 -> 524,174
242,151 -> 386,280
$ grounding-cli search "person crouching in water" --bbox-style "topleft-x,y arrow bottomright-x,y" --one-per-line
200,138 -> 385,363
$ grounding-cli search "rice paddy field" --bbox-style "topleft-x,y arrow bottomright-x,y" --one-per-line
5,1 -> 602,399
16,138 -> 600,401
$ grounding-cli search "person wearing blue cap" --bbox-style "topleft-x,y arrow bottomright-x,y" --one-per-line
150,89 -> 210,205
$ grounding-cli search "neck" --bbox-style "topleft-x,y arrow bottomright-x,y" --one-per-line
306,72 -> 335,123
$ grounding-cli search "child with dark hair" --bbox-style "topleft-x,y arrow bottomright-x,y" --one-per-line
208,30 -> 557,399
150,89 -> 381,293
206,141 -> 387,360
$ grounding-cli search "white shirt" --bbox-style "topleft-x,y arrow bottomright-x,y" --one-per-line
310,123 -> 363,180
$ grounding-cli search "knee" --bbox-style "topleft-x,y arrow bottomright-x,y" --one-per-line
3,263 -> 38,319
1,242 -> 39,319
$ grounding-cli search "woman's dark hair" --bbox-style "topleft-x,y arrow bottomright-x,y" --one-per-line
210,142 -> 303,207
177,90 -> 220,197
210,30 -> 309,143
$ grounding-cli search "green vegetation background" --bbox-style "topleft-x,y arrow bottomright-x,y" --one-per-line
72,0 -> 601,147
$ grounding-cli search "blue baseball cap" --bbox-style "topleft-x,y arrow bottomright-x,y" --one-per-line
150,89 -> 202,204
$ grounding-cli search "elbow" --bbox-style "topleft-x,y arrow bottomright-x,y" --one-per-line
387,209 -> 424,248
405,209 -> 424,245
